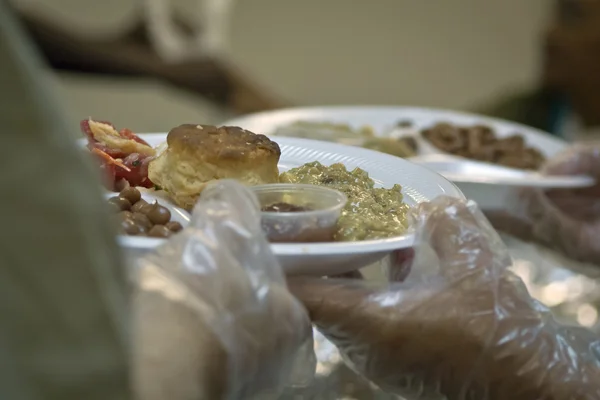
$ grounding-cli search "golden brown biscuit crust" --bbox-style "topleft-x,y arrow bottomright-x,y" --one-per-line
167,124 -> 281,163
149,124 -> 281,210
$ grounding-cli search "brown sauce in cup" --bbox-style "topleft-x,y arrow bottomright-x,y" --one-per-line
260,202 -> 335,243
261,202 -> 312,213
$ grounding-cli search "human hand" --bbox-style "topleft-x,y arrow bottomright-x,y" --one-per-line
132,180 -> 314,400
289,196 -> 600,400
523,145 -> 600,264
487,145 -> 600,264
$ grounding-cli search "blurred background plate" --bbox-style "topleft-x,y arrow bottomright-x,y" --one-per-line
224,106 -> 584,210
223,105 -> 569,157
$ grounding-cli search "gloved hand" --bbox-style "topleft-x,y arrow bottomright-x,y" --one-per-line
487,144 -> 600,265
289,196 -> 600,400
133,180 -> 314,400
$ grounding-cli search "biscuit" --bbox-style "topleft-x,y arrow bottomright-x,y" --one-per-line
148,124 -> 280,210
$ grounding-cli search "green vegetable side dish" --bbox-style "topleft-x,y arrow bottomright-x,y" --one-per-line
279,161 -> 410,241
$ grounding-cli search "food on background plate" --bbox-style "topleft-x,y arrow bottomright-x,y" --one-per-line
108,187 -> 183,238
361,136 -> 417,157
149,124 -> 281,210
421,122 -> 546,170
252,184 -> 347,243
273,120 -> 376,140
396,119 -> 414,128
279,162 -> 409,241
82,118 -> 156,190
273,120 -> 418,158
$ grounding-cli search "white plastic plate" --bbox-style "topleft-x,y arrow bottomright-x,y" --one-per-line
91,133 -> 465,275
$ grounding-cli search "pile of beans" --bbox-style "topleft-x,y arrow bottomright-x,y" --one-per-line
108,187 -> 183,238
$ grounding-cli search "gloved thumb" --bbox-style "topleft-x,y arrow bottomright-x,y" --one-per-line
287,278 -> 382,336
414,196 -> 509,278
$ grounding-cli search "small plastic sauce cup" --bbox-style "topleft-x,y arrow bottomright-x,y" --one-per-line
251,184 -> 348,243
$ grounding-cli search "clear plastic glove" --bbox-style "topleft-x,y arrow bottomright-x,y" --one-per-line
133,180 -> 314,400
487,144 -> 600,265
289,196 -> 600,400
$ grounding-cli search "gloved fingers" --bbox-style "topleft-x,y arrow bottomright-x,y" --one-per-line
518,144 -> 600,263
521,187 -> 600,264
290,197 -> 506,319
288,196 -> 509,338
545,189 -> 600,220
296,248 -> 415,319
536,145 -> 600,221
542,145 -> 600,177
414,196 -> 510,279
287,278 -> 376,326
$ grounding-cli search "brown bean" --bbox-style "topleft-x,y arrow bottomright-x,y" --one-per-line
108,196 -> 132,211
118,211 -> 133,220
139,203 -> 155,216
120,187 -> 142,204
147,203 -> 171,225
131,212 -> 152,230
148,225 -> 171,238
107,201 -> 121,213
114,179 -> 129,193
165,221 -> 183,232
120,219 -> 140,235
131,199 -> 149,213
134,224 -> 149,235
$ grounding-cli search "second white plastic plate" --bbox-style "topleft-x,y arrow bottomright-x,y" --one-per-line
224,106 -> 594,189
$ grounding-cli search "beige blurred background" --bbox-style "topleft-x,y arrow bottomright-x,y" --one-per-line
14,0 -> 550,131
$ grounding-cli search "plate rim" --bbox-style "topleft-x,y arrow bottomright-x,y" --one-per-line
439,173 -> 595,187
408,153 -> 595,188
